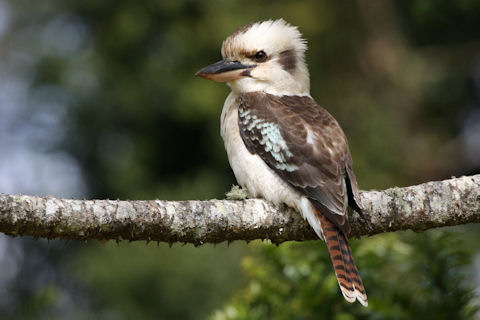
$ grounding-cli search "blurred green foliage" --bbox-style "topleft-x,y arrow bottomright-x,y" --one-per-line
212,232 -> 478,320
69,242 -> 247,320
0,0 -> 480,319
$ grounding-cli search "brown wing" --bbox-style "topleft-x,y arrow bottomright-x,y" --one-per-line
238,92 -> 362,235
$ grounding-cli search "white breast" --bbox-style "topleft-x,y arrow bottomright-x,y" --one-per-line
220,93 -> 299,205
220,92 -> 325,239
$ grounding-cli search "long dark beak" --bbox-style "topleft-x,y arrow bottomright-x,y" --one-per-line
195,59 -> 254,82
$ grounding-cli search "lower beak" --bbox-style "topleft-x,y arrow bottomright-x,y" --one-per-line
195,59 -> 254,82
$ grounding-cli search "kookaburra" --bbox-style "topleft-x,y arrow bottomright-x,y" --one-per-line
195,19 -> 367,306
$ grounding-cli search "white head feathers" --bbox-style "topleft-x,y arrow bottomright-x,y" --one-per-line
221,19 -> 307,61
221,19 -> 310,95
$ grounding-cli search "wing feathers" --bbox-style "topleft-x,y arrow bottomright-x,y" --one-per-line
238,91 -> 363,232
238,92 -> 367,306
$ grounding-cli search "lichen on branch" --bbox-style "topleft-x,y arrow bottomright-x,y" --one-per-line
0,175 -> 479,244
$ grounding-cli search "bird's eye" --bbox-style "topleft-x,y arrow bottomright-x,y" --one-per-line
253,50 -> 267,62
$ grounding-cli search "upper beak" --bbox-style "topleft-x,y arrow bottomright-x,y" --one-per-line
195,59 -> 254,82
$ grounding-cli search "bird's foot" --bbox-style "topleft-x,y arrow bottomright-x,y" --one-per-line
225,185 -> 249,200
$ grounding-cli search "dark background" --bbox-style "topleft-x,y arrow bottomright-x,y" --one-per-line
0,0 -> 479,319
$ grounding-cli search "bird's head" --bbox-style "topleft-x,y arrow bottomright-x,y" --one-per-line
195,19 -> 310,95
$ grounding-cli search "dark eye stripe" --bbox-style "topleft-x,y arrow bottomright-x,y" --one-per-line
278,49 -> 296,73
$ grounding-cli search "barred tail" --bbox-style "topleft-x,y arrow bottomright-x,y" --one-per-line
317,211 -> 368,306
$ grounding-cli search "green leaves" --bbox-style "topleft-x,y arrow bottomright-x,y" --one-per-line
213,231 -> 478,319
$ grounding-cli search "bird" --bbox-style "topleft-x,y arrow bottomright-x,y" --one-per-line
195,19 -> 367,306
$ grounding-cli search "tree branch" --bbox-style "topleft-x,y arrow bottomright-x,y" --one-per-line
0,175 -> 479,244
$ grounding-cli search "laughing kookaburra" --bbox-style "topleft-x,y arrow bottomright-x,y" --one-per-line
195,19 -> 367,306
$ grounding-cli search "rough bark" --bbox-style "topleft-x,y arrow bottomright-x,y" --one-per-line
0,175 -> 479,245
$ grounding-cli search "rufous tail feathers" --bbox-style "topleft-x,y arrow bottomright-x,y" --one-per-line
316,209 -> 368,307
